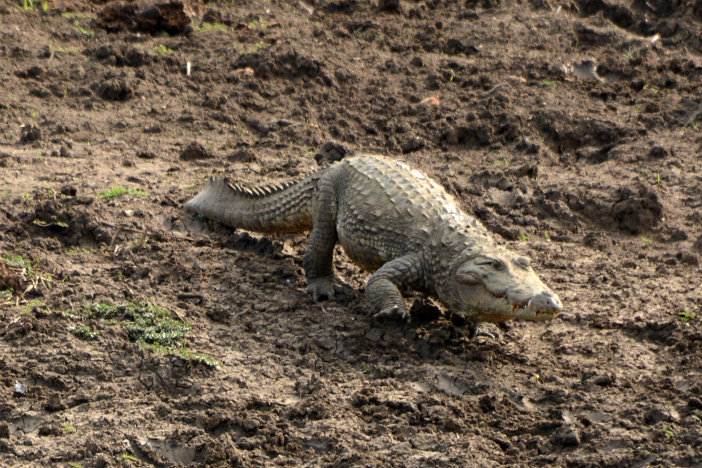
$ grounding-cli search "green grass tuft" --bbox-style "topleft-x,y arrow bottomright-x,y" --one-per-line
67,324 -> 100,340
153,43 -> 174,56
72,20 -> 95,37
542,78 -> 556,87
679,311 -> 696,323
61,422 -> 75,433
198,22 -> 228,33
2,253 -> 35,275
63,302 -> 219,366
23,0 -> 48,11
97,187 -> 148,199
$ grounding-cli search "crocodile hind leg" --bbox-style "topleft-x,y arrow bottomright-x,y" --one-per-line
365,254 -> 423,321
303,177 -> 338,301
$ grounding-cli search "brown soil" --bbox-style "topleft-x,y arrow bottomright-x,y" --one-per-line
1,0 -> 702,466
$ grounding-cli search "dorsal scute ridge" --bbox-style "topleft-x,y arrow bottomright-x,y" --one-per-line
226,177 -> 299,199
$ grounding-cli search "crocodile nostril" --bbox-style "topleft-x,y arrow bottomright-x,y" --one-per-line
534,291 -> 562,312
548,294 -> 563,312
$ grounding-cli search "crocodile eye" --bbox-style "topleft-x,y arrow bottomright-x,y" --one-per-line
491,259 -> 506,270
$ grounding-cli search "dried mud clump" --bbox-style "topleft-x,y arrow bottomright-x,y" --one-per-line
565,185 -> 663,234
95,78 -> 134,101
610,187 -> 664,233
24,198 -> 111,247
234,48 -> 326,82
180,141 -> 213,160
96,0 -> 193,35
0,261 -> 25,294
314,141 -> 353,166
19,124 -> 41,144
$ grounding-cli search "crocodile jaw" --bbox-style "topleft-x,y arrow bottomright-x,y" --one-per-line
454,285 -> 562,322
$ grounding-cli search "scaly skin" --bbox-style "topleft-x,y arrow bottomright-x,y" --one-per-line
185,155 -> 563,322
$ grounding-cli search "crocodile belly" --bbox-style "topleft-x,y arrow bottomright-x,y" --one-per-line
336,226 -> 388,272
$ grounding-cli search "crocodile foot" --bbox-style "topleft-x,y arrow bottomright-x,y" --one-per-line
373,304 -> 410,322
307,277 -> 334,302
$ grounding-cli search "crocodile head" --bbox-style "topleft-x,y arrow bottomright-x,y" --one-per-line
445,248 -> 562,322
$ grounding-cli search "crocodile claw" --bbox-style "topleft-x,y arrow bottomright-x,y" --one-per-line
373,304 -> 410,322
307,277 -> 334,302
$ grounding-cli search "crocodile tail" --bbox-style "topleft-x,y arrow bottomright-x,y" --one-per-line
184,173 -> 317,233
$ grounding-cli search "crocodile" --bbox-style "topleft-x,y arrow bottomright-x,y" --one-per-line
185,154 -> 562,322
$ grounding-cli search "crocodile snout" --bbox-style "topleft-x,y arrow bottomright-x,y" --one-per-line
531,290 -> 562,314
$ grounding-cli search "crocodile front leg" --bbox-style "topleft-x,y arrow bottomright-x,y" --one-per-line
365,254 -> 423,321
303,177 -> 338,301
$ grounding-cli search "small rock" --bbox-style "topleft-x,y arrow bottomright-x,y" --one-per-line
516,138 -> 541,154
38,45 -> 52,58
237,436 -> 260,450
647,146 -> 669,159
123,47 -> 150,67
401,136 -> 425,154
378,0 -> 401,12
444,38 -> 479,56
0,422 -> 9,439
60,185 -> 77,196
45,395 -> 66,412
582,231 -> 610,251
419,96 -> 440,108
551,425 -> 580,446
668,228 -> 687,241
136,151 -> 156,159
143,125 -> 162,134
478,394 -> 496,412
314,141 -> 352,166
59,146 -> 72,158
94,45 -> 114,59
180,141 -> 213,160
583,371 -> 615,387
20,124 -> 41,144
38,422 -> 62,436
242,418 -> 259,432
644,407 -> 666,425
14,381 -> 26,396
677,251 -> 698,266
232,67 -> 255,79
410,56 -> 424,67
97,79 -> 133,101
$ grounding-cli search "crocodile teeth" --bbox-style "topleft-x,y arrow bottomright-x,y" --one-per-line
511,304 -> 516,313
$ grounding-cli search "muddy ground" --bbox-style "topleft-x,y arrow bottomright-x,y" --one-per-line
1,0 -> 701,466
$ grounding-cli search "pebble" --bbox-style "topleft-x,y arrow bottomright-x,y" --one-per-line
551,425 -> 580,446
